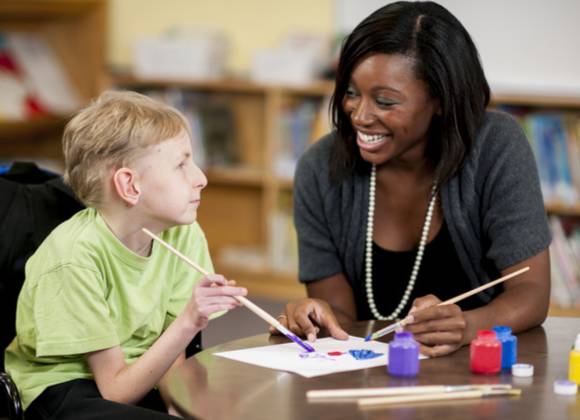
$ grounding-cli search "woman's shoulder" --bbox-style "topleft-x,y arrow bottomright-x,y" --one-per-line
479,110 -> 525,142
473,110 -> 531,157
295,132 -> 337,178
301,132 -> 337,163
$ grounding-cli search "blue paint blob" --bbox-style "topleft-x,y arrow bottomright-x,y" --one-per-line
348,349 -> 383,360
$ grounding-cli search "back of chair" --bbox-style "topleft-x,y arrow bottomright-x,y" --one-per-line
0,372 -> 23,420
0,162 -> 201,419
0,162 -> 84,369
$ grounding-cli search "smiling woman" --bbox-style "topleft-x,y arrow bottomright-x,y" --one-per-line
274,1 -> 552,359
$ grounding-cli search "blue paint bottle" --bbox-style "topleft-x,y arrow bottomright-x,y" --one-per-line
388,331 -> 419,377
492,325 -> 517,370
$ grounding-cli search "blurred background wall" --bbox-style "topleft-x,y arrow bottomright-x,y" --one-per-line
107,0 -> 333,74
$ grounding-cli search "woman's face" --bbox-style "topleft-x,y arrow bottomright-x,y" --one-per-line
342,53 -> 440,168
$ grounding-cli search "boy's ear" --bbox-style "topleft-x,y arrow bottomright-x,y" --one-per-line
112,167 -> 141,206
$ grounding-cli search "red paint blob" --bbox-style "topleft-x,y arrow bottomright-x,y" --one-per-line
327,351 -> 344,356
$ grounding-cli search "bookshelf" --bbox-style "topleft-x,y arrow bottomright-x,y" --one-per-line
113,80 -> 580,315
492,93 -> 580,317
491,93 -> 580,216
115,77 -> 334,300
0,0 -> 107,159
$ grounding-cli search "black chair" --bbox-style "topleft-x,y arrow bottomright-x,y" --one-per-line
0,162 -> 84,419
0,372 -> 22,420
0,162 -> 201,418
0,162 -> 84,369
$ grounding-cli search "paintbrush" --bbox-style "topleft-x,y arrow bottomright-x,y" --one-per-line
365,266 -> 530,341
307,384 -> 512,400
142,228 -> 315,353
357,388 -> 522,408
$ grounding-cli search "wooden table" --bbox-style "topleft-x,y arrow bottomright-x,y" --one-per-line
166,317 -> 580,419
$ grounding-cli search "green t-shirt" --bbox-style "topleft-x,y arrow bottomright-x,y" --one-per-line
4,208 -> 214,409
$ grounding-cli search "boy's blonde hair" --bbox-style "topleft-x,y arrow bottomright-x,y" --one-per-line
63,90 -> 190,208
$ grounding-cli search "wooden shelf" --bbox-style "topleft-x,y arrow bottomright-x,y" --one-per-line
0,0 -> 107,161
0,116 -> 68,143
492,93 -> 580,108
116,76 -> 580,310
0,0 -> 104,19
114,75 -> 334,97
548,304 -> 580,317
545,202 -> 580,217
205,166 -> 264,187
215,261 -> 305,301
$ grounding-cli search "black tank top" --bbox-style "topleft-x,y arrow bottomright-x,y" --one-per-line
356,221 -> 500,320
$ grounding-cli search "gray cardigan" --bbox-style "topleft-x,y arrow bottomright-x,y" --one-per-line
294,110 -> 551,304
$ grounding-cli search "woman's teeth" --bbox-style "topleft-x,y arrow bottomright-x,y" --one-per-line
358,132 -> 387,144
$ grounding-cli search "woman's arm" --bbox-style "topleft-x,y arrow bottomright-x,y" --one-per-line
463,250 -> 550,341
405,249 -> 550,357
307,273 -> 358,323
273,273 -> 355,341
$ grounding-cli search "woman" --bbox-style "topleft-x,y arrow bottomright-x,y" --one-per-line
274,1 -> 551,357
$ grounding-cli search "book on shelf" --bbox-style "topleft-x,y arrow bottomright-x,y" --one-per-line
501,106 -> 580,206
0,33 -> 46,120
565,114 -> 580,198
275,99 -> 329,179
549,216 -> 580,308
131,88 -> 238,169
0,32 -> 81,120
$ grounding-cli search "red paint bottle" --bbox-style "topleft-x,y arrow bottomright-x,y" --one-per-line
470,330 -> 501,374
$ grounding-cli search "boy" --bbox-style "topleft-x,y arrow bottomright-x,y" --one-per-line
4,91 -> 247,419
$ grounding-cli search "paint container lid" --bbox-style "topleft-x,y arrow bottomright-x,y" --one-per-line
553,380 -> 578,396
512,363 -> 534,377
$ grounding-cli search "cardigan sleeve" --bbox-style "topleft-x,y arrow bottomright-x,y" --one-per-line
479,112 -> 552,269
294,139 -> 344,283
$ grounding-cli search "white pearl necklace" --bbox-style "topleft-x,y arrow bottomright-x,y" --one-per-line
365,164 -> 438,320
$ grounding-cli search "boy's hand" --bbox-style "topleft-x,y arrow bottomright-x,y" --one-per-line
186,274 -> 247,330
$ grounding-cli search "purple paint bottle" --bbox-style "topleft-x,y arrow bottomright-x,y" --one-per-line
388,332 -> 420,377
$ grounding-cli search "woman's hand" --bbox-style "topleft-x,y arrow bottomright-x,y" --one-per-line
269,298 -> 349,341
403,294 -> 467,357
185,275 -> 247,330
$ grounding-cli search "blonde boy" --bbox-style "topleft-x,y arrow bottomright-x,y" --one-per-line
4,91 -> 247,419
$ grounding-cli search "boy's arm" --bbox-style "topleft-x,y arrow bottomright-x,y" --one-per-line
86,275 -> 245,405
86,313 -> 197,404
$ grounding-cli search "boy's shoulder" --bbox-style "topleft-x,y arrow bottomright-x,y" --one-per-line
26,208 -> 102,273
27,212 -> 209,282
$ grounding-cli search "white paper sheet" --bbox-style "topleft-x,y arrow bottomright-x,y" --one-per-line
215,336 -> 426,378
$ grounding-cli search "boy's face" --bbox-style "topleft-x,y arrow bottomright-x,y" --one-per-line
135,129 -> 207,228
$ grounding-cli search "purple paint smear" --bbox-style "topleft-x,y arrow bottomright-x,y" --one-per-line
299,352 -> 337,361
